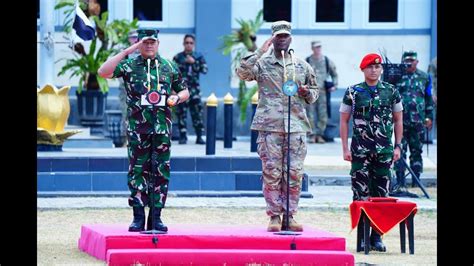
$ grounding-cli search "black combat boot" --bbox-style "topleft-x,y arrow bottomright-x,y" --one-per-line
179,132 -> 187,144
370,230 -> 387,252
195,130 -> 205,144
128,206 -> 146,232
146,207 -> 168,232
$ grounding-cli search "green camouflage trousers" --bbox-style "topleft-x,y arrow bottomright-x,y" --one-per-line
257,131 -> 307,216
351,152 -> 392,201
176,86 -> 204,134
306,89 -> 328,137
127,132 -> 171,208
394,122 -> 425,180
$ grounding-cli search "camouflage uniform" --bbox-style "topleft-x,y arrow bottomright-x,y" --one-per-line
117,50 -> 141,137
236,48 -> 319,216
340,81 -> 403,200
393,68 -> 434,185
113,54 -> 186,208
173,51 -> 208,134
305,55 -> 338,138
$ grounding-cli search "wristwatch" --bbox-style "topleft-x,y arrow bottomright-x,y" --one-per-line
395,143 -> 402,151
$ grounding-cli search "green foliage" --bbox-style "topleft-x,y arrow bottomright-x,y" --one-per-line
55,0 -> 138,93
219,10 -> 263,122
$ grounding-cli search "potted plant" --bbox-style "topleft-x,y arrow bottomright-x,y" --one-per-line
55,0 -> 138,134
219,10 -> 263,123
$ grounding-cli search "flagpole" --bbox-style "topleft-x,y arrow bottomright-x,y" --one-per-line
39,0 -> 56,87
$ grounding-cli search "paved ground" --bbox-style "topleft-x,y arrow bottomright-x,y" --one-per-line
37,185 -> 437,211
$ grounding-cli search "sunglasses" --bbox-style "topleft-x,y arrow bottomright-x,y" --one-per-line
184,42 -> 194,44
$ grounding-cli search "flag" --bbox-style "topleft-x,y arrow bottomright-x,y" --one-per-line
73,4 -> 95,41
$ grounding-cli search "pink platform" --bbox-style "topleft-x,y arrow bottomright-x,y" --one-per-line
78,224 -> 354,265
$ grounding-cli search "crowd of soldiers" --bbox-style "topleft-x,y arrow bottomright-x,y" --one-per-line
97,20 -> 436,253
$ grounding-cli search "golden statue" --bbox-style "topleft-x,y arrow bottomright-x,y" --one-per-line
37,84 -> 80,149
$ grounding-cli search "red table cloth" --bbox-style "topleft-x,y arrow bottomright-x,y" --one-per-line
350,198 -> 417,235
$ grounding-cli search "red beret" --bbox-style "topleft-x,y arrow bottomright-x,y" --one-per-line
360,53 -> 382,70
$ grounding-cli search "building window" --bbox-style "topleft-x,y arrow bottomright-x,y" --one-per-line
97,0 -> 108,16
133,0 -> 163,21
369,0 -> 398,22
263,0 -> 291,22
316,0 -> 344,22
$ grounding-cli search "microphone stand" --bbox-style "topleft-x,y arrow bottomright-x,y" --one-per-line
275,49 -> 301,237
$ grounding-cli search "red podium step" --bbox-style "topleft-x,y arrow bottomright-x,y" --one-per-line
107,248 -> 355,265
78,224 -> 354,265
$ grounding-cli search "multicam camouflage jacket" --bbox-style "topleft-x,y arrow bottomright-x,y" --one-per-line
236,49 -> 320,133
113,54 -> 186,134
341,81 -> 403,155
396,69 -> 434,124
173,51 -> 208,88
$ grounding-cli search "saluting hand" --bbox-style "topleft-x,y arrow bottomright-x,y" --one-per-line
124,40 -> 142,55
259,36 -> 274,54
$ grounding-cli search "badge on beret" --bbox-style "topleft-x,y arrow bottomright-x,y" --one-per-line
283,80 -> 298,96
375,58 -> 380,63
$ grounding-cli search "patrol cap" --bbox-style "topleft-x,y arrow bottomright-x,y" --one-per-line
311,40 -> 322,48
137,28 -> 159,41
271,21 -> 291,36
360,53 -> 383,70
128,30 -> 138,38
402,50 -> 417,60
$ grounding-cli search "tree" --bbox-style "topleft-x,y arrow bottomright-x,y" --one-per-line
219,10 -> 263,122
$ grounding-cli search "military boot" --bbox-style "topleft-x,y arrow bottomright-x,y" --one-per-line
267,215 -> 282,232
128,206 -> 145,232
146,207 -> 168,232
283,215 -> 303,232
195,130 -> 205,144
315,135 -> 326,144
179,132 -> 187,144
370,230 -> 387,252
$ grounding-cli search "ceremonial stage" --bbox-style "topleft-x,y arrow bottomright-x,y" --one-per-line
79,224 -> 355,265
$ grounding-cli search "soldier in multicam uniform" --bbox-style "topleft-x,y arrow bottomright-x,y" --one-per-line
393,51 -> 434,190
339,53 -> 403,252
98,28 -> 190,232
236,21 -> 319,232
305,40 -> 338,143
173,34 -> 208,144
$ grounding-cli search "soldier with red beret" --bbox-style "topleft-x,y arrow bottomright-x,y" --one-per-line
339,53 -> 404,252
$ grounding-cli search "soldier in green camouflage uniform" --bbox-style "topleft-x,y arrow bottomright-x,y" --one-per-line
98,28 -> 189,232
340,53 -> 403,252
305,40 -> 338,143
393,51 -> 434,190
237,21 -> 319,232
173,34 -> 208,144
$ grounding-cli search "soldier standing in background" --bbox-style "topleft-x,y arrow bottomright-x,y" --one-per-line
305,41 -> 338,143
339,53 -> 403,252
173,34 -> 208,144
393,51 -> 434,191
236,21 -> 319,232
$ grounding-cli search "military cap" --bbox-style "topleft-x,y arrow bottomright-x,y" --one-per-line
360,53 -> 383,70
271,20 -> 291,36
137,28 -> 159,41
402,50 -> 417,60
311,40 -> 322,48
128,30 -> 138,38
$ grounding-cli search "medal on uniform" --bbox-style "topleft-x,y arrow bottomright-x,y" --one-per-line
282,50 -> 298,96
142,58 -> 166,106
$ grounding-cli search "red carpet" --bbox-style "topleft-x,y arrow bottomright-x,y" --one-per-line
78,224 -> 354,265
